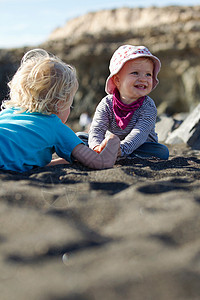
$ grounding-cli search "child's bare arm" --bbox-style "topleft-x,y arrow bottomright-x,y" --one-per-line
72,134 -> 120,169
47,134 -> 120,169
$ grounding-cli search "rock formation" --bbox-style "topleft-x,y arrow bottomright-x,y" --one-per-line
166,103 -> 200,149
43,5 -> 200,120
0,6 -> 200,123
0,48 -> 29,103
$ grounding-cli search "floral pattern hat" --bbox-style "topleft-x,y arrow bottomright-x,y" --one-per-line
105,45 -> 161,94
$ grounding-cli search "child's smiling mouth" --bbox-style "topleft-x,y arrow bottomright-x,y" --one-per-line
135,84 -> 147,89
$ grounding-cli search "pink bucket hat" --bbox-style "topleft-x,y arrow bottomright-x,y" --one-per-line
105,45 -> 161,94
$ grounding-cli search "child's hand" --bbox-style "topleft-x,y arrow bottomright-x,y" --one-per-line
93,145 -> 102,153
94,135 -> 121,156
93,137 -> 111,153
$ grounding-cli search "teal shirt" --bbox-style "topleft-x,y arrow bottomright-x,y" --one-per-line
0,108 -> 82,172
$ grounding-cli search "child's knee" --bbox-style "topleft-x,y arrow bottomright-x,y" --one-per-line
161,144 -> 169,160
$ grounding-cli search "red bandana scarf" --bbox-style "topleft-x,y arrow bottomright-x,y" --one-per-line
113,89 -> 145,130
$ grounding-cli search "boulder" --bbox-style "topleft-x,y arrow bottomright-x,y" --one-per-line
156,115 -> 175,142
0,48 -> 29,102
166,103 -> 200,149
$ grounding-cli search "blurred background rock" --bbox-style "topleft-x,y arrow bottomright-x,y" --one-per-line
0,6 -> 200,130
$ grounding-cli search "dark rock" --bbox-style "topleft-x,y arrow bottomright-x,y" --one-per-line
0,48 -> 30,104
166,103 -> 200,149
156,114 -> 175,142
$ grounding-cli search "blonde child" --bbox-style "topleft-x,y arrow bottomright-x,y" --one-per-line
86,45 -> 169,159
0,49 -> 119,172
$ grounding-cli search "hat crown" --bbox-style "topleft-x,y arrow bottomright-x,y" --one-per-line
110,45 -> 151,73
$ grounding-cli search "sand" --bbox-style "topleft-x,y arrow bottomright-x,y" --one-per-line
0,143 -> 200,300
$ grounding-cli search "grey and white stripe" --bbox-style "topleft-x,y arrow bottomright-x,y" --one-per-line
88,94 -> 158,157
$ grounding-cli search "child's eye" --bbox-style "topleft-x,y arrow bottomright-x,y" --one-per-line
146,73 -> 152,77
131,71 -> 138,75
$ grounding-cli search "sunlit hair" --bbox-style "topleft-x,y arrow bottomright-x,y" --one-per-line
2,49 -> 78,114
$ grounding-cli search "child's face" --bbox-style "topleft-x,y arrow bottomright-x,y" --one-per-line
113,58 -> 154,104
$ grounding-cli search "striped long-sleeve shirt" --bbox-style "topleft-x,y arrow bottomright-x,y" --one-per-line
88,94 -> 158,157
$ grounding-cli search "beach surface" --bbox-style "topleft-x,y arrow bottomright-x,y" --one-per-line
1,143 -> 200,300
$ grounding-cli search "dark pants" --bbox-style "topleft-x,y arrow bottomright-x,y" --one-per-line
76,132 -> 169,160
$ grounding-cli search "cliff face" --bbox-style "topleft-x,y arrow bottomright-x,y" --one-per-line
0,48 -> 29,103
0,6 -> 200,120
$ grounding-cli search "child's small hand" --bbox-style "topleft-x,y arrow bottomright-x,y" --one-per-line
93,145 -> 102,153
94,135 -> 121,155
93,137 -> 110,153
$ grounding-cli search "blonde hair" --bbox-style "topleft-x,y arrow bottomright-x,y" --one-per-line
3,49 -> 78,114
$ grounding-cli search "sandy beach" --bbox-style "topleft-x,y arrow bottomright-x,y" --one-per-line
0,143 -> 200,300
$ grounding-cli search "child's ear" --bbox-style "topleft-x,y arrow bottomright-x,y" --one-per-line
112,75 -> 120,88
56,100 -> 65,112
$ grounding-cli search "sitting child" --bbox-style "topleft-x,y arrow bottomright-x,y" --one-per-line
0,49 -> 119,172
86,45 -> 169,160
